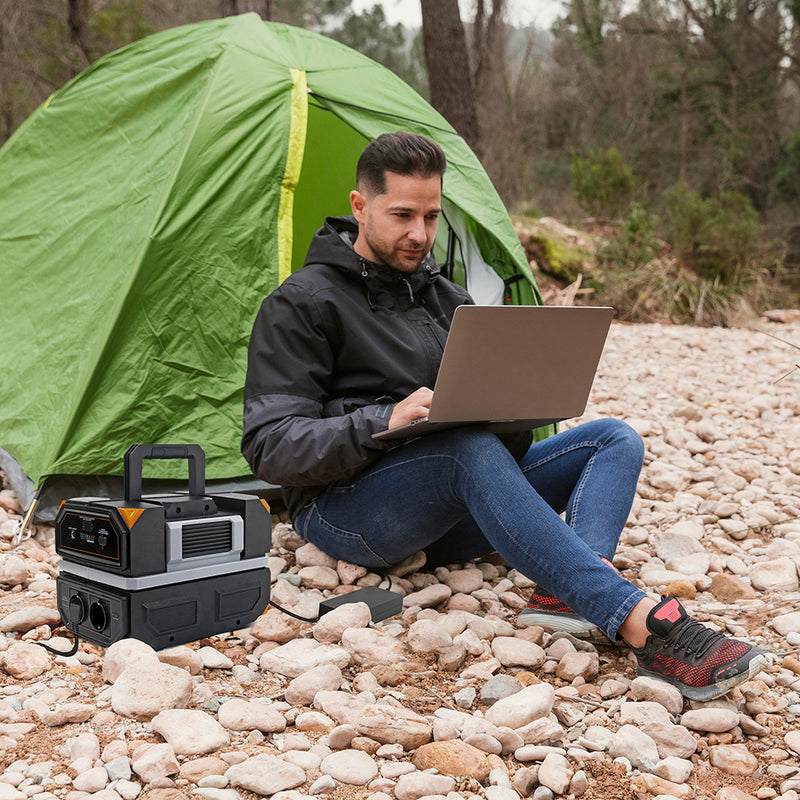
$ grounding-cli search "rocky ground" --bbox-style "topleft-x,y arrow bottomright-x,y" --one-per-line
0,318 -> 799,800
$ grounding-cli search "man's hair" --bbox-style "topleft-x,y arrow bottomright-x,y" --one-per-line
356,132 -> 446,196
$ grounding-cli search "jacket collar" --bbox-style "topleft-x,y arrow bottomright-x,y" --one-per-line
306,215 -> 440,309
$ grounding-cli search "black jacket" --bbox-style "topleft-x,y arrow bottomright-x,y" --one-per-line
241,216 -> 474,520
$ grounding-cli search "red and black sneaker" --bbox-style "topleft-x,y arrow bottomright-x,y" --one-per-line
633,596 -> 768,701
517,586 -> 605,640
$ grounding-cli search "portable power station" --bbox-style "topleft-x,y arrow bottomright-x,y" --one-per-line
55,444 -> 271,649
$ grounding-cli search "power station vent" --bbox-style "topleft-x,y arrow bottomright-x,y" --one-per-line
181,519 -> 233,558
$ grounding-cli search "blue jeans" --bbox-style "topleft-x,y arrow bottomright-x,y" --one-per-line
295,419 -> 647,640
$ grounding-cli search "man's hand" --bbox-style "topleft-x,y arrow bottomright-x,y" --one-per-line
388,387 -> 433,429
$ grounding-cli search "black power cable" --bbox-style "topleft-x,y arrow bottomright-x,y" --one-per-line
35,621 -> 81,657
34,594 -> 83,657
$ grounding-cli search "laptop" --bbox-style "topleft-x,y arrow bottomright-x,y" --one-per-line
372,305 -> 615,441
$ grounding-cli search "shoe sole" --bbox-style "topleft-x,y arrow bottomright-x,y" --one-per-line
635,651 -> 769,702
517,611 -> 608,642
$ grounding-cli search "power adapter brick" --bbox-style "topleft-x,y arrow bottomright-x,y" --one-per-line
318,586 -> 403,623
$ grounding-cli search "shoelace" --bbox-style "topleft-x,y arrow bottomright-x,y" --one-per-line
659,615 -> 726,658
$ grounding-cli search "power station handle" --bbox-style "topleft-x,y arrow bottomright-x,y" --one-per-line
123,444 -> 206,501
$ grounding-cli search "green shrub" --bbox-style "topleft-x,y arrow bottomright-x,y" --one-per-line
769,128 -> 800,206
598,203 -> 659,271
662,181 -> 769,285
570,147 -> 634,220
593,184 -> 787,326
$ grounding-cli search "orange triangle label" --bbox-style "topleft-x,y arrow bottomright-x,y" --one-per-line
260,498 -> 271,514
119,508 -> 144,528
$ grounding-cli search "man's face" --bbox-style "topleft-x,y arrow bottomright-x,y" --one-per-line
350,170 -> 442,273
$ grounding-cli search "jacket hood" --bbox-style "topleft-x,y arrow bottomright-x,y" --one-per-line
304,215 -> 441,309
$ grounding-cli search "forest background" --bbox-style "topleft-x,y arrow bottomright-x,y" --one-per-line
1,0 -> 798,325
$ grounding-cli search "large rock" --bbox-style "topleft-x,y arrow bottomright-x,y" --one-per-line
340,628 -> 406,667
319,749 -> 378,785
407,619 -> 452,652
609,725 -> 660,772
412,741 -> 491,782
314,690 -> 373,727
259,638 -> 350,678
537,753 -> 572,795
394,772 -> 455,800
356,704 -> 432,750
103,639 -> 159,683
217,699 -> 286,733
0,785 -> 27,800
69,732 -> 101,760
655,532 -> 706,565
179,756 -> 231,783
444,569 -> 484,594
249,607 -> 304,644
748,558 -> 799,592
298,565 -> 339,590
709,574 -> 757,602
484,683 -> 554,730
72,766 -> 109,793
709,745 -> 758,776
312,602 -> 371,643
772,612 -> 800,637
131,743 -> 179,784
641,722 -> 698,759
555,651 -> 599,682
785,731 -> 800,755
629,677 -> 684,715
151,710 -> 230,755
225,755 -> 306,796
284,664 -> 342,705
0,605 -> 62,632
516,716 -> 564,746
619,700 -> 671,727
295,542 -> 338,568
491,637 -> 545,669
197,646 -> 233,669
158,646 -> 203,675
402,584 -> 452,608
33,701 -> 95,727
111,661 -> 193,720
1,641 -> 51,679
0,555 -> 27,586
680,708 -> 739,733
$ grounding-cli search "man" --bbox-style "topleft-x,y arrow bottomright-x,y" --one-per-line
242,131 -> 765,701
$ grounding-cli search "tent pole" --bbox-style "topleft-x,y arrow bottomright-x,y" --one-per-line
14,491 -> 39,545
444,224 -> 456,282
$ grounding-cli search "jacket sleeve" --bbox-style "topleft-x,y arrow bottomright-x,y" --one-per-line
241,282 -> 393,487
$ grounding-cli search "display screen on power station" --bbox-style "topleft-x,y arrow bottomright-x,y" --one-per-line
58,512 -> 121,563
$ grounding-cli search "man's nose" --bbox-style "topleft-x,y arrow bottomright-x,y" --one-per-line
407,216 -> 427,243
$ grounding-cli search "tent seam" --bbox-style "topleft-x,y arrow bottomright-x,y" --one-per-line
309,91 -> 460,138
277,68 -> 308,285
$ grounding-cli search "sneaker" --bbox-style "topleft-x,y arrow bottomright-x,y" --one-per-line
633,596 -> 768,701
517,586 -> 605,640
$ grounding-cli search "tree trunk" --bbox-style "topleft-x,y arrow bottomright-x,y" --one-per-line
420,0 -> 480,152
67,0 -> 91,74
0,8 -> 10,143
471,0 -> 522,202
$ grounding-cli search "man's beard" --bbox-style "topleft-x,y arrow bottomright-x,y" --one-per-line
363,230 -> 427,273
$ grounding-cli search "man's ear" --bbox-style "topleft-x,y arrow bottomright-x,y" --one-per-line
350,189 -> 367,223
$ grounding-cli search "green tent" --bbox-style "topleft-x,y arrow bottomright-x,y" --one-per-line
0,14 -> 542,515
